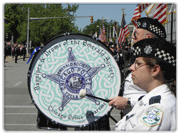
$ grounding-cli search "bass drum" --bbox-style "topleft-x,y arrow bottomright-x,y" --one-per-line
28,33 -> 121,127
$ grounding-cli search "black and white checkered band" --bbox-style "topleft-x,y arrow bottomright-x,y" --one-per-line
155,48 -> 176,66
137,22 -> 165,38
137,21 -> 141,27
149,24 -> 165,38
132,47 -> 176,66
132,47 -> 141,56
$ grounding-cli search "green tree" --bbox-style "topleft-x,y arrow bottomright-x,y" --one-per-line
4,4 -> 25,42
4,4 -> 79,47
82,19 -> 120,43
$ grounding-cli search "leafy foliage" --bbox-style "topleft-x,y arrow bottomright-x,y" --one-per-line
4,4 -> 80,47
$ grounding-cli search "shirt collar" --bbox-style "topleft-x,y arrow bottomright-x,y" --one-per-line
140,84 -> 170,105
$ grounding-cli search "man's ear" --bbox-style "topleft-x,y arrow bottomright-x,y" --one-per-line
147,34 -> 152,38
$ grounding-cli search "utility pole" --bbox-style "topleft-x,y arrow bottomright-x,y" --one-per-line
27,7 -> 30,56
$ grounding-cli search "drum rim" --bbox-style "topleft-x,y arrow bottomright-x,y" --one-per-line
28,33 -> 121,128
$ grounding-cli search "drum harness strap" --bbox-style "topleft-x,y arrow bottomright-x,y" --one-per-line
108,107 -> 118,123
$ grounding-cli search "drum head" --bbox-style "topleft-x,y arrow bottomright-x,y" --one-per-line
29,33 -> 121,127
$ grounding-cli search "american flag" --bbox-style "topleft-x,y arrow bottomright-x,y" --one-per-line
131,4 -> 149,27
118,13 -> 129,45
113,26 -> 118,39
99,24 -> 107,42
153,4 -> 167,24
109,27 -> 112,42
98,27 -> 102,40
102,23 -> 105,34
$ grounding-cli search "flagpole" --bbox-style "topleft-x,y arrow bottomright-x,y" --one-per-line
107,27 -> 108,42
121,8 -> 125,14
171,11 -> 173,44
119,8 -> 125,49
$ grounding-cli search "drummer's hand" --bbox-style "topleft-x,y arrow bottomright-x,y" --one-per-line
108,96 -> 128,110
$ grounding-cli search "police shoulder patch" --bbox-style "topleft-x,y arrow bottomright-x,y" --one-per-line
140,106 -> 163,127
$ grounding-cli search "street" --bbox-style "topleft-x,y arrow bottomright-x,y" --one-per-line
4,57 -> 121,131
4,57 -> 40,131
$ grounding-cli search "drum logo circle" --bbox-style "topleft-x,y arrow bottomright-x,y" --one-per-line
42,47 -> 105,111
30,38 -> 120,126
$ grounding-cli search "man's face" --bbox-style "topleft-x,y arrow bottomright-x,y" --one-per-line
110,47 -> 115,52
132,28 -> 150,44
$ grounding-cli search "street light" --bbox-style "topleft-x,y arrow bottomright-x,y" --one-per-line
90,16 -> 93,23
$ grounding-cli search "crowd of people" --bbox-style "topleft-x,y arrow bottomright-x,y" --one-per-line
4,42 -> 27,63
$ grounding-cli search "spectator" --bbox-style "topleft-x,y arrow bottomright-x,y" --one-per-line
22,44 -> 26,61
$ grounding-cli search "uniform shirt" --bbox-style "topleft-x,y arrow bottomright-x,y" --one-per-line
116,84 -> 176,131
123,73 -> 147,107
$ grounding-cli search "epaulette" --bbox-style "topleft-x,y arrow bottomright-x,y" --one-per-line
149,95 -> 161,105
138,95 -> 145,101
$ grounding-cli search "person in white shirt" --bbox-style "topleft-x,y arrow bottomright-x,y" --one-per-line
115,38 -> 176,131
109,17 -> 167,115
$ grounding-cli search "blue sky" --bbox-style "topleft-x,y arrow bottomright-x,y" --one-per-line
73,4 -> 146,30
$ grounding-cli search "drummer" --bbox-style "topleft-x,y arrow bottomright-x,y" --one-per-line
109,17 -> 167,115
115,38 -> 176,130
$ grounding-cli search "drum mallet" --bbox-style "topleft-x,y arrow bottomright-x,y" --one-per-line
79,89 -> 110,103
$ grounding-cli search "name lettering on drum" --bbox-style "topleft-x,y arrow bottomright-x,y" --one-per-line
34,58 -> 44,90
71,39 -> 80,45
48,105 -> 84,121
68,114 -> 84,121
44,43 -> 62,57
48,106 -> 67,120
94,102 -> 106,114
83,40 -> 115,78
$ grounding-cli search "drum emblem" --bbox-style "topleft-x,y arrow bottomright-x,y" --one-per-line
42,47 -> 105,111
68,75 -> 83,90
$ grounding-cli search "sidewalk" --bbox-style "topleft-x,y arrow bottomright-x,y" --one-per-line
5,55 -> 30,63
5,56 -> 15,63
